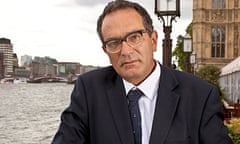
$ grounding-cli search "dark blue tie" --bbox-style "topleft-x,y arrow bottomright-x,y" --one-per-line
127,88 -> 142,144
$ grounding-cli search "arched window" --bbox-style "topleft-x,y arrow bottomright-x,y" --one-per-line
212,27 -> 225,57
212,0 -> 225,8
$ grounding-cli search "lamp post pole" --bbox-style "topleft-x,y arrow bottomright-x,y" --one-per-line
155,0 -> 180,68
162,25 -> 172,67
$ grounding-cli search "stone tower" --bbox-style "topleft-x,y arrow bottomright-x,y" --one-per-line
192,0 -> 240,70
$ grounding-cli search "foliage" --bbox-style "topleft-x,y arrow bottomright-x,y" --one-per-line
197,65 -> 221,86
186,23 -> 192,36
197,65 -> 227,99
172,23 -> 192,71
225,118 -> 240,144
172,35 -> 185,70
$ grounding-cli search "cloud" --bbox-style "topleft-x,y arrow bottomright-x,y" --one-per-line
180,0 -> 193,20
74,0 -> 109,6
0,0 -> 193,66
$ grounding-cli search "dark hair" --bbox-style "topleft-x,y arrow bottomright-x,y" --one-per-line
97,0 -> 154,43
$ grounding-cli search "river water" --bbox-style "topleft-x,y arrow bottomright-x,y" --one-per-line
0,83 -> 74,144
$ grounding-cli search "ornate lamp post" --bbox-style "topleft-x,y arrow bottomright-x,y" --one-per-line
155,0 -> 180,67
183,33 -> 192,72
183,33 -> 192,53
183,33 -> 195,73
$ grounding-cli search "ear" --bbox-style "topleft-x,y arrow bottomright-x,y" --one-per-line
102,46 -> 107,53
151,30 -> 158,52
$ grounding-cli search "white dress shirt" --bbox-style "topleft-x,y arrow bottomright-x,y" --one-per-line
123,62 -> 161,144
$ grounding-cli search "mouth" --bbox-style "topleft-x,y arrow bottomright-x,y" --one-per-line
121,60 -> 139,67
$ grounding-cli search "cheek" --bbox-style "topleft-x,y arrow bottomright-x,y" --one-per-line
138,43 -> 154,57
109,55 -> 123,74
108,54 -> 119,65
146,40 -> 156,55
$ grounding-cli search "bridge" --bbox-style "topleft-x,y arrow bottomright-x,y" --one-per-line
27,75 -> 68,83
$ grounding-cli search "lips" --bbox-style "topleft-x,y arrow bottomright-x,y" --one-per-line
121,60 -> 139,67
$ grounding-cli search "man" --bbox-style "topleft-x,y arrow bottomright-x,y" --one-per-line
52,0 -> 233,144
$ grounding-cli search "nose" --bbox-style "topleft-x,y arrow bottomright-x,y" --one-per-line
120,41 -> 134,56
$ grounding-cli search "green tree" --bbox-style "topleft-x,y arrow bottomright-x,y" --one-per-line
198,65 -> 221,86
186,23 -> 192,36
172,35 -> 185,70
172,23 -> 192,71
197,65 -> 226,99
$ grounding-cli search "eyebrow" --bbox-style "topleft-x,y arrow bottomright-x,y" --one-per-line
104,29 -> 145,43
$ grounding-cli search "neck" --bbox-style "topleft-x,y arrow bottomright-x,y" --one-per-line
133,60 -> 156,86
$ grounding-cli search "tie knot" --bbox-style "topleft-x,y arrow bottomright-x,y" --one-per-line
127,88 -> 143,102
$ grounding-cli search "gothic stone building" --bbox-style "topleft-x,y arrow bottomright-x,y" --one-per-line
193,0 -> 240,70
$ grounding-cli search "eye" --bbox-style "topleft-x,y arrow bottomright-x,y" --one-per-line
106,39 -> 121,49
127,32 -> 142,44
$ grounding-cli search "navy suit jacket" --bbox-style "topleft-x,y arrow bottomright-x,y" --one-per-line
52,65 -> 233,144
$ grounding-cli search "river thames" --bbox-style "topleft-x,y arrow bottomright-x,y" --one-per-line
0,83 -> 74,144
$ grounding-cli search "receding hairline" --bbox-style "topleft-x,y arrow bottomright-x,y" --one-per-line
97,0 -> 153,43
101,8 -> 144,28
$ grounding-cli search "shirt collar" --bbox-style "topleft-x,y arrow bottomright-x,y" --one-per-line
123,61 -> 161,100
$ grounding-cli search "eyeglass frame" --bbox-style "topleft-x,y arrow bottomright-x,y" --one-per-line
103,29 -> 148,54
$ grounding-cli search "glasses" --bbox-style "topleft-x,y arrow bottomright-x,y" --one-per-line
103,29 -> 148,54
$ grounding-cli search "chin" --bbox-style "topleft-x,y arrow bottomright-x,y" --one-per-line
122,70 -> 139,78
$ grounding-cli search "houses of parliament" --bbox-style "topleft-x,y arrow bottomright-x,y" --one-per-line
192,0 -> 240,70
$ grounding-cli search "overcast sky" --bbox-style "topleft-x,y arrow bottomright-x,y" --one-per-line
0,0 -> 193,66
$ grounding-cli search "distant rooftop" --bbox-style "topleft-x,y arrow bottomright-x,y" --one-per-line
0,38 -> 11,44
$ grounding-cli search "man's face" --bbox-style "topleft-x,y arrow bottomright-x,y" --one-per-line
101,8 -> 158,85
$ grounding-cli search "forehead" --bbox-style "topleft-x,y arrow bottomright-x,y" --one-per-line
101,8 -> 144,39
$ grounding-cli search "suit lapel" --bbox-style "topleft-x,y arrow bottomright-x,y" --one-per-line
150,66 -> 180,144
106,73 -> 135,144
